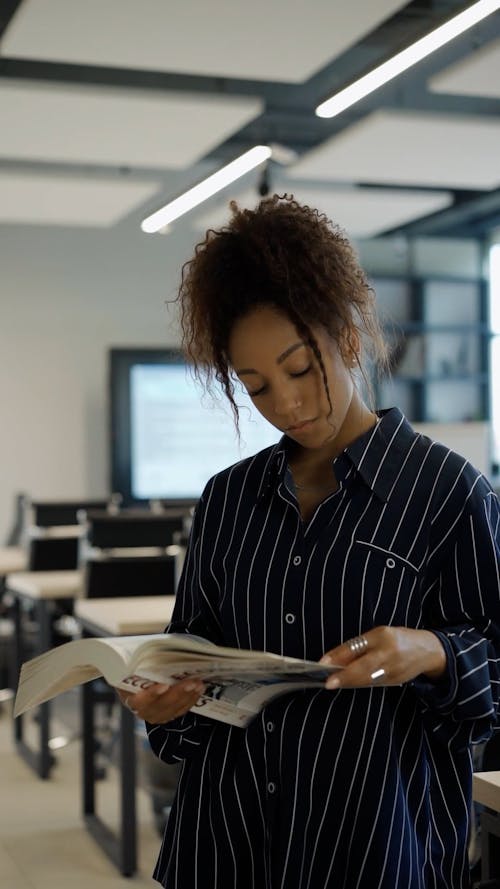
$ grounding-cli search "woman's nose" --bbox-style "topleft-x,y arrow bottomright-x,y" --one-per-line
272,386 -> 301,416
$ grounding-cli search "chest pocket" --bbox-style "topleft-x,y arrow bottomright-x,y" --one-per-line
350,539 -> 421,626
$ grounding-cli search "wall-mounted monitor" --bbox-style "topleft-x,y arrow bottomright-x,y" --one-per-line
110,348 -> 279,505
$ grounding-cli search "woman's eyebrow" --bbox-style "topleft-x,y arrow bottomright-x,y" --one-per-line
235,342 -> 306,376
277,341 -> 306,364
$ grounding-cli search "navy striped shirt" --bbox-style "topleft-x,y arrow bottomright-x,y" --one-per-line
147,407 -> 500,889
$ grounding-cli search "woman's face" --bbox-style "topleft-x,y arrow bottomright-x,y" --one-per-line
228,305 -> 357,452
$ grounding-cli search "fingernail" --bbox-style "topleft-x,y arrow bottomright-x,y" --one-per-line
326,676 -> 340,690
319,655 -> 332,665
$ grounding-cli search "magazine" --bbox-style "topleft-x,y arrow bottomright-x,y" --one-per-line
14,633 -> 342,727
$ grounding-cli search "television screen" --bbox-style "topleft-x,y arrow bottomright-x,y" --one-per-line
110,348 -> 279,504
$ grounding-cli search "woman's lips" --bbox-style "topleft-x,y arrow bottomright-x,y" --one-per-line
286,418 -> 317,432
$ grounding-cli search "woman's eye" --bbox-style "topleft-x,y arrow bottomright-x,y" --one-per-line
248,386 -> 266,398
290,366 -> 311,378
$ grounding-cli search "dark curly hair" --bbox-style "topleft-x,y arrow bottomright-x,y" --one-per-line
177,194 -> 388,423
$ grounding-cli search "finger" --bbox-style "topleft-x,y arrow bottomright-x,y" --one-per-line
325,654 -> 388,689
320,633 -> 371,667
133,679 -> 206,722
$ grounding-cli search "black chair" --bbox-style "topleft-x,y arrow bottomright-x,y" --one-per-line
79,508 -> 187,598
6,496 -> 120,689
24,497 -> 116,571
77,508 -> 187,807
21,497 -> 121,647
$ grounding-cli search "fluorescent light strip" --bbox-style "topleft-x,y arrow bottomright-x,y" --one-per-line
316,0 -> 500,119
141,145 -> 272,233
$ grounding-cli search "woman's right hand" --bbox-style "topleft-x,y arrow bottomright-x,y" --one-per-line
115,678 -> 206,724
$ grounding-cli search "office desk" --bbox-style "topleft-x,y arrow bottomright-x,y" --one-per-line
8,569 -> 83,778
0,546 -> 27,695
0,546 -> 27,576
75,595 -> 175,877
473,770 -> 500,881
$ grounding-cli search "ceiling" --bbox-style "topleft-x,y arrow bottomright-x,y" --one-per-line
0,0 -> 499,241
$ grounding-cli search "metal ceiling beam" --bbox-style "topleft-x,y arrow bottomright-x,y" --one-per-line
0,0 -> 498,238
382,187 -> 500,237
0,57 -> 278,99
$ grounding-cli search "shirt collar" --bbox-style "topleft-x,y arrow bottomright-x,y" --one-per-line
257,408 -> 416,505
256,439 -> 288,502
340,407 -> 416,502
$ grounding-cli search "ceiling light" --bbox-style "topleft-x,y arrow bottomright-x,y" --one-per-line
316,0 -> 500,119
141,145 -> 272,233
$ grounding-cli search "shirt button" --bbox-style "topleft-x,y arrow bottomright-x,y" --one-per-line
266,721 -> 275,733
293,555 -> 302,566
285,613 -> 296,624
267,781 -> 276,794
386,557 -> 396,569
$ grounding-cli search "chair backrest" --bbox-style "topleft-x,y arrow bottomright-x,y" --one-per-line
79,508 -> 186,598
83,556 -> 176,598
24,498 -> 116,571
81,509 -> 186,550
28,499 -> 114,528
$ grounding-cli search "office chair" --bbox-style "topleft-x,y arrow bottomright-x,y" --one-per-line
77,508 -> 187,793
79,508 -> 186,598
24,497 -> 116,571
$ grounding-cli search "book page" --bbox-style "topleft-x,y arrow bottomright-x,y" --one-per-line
14,632 -> 342,725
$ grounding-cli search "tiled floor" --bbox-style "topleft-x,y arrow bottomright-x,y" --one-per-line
0,691 -> 167,888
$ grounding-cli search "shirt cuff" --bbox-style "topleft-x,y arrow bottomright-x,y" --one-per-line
408,630 -> 458,710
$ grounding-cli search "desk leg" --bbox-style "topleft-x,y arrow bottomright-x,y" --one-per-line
119,704 -> 137,876
81,681 -> 137,877
11,596 -> 22,745
82,681 -> 95,815
35,600 -> 52,779
16,598 -> 54,778
12,596 -> 54,778
481,810 -> 500,881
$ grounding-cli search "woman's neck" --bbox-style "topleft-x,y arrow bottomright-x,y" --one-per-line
289,399 -> 378,481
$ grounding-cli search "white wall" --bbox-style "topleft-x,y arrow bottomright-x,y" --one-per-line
0,222 -> 192,541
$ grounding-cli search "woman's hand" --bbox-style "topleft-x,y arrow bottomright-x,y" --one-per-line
320,626 -> 447,690
115,678 -> 206,723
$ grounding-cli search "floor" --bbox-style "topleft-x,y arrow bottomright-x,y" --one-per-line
0,688 -> 168,889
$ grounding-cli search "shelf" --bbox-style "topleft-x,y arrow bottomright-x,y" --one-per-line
374,273 -> 489,424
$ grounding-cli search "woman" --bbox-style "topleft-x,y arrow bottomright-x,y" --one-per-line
122,196 -> 500,888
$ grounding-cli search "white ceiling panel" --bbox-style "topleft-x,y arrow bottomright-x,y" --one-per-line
1,0 -> 408,83
0,80 -> 262,168
0,173 -> 162,226
428,37 -> 500,100
288,110 -> 500,189
192,185 -> 452,239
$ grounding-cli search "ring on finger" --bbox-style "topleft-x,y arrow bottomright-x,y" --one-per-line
346,635 -> 368,656
370,668 -> 386,683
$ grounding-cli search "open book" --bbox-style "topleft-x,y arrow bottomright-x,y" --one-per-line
14,633 -> 341,728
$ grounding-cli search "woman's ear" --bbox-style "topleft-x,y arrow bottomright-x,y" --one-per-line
339,328 -> 360,367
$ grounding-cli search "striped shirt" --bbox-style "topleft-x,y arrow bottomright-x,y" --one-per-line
147,407 -> 500,889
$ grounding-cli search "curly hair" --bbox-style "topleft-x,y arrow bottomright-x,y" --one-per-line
177,194 -> 389,423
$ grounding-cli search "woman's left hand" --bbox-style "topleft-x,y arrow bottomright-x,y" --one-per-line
320,626 -> 447,690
